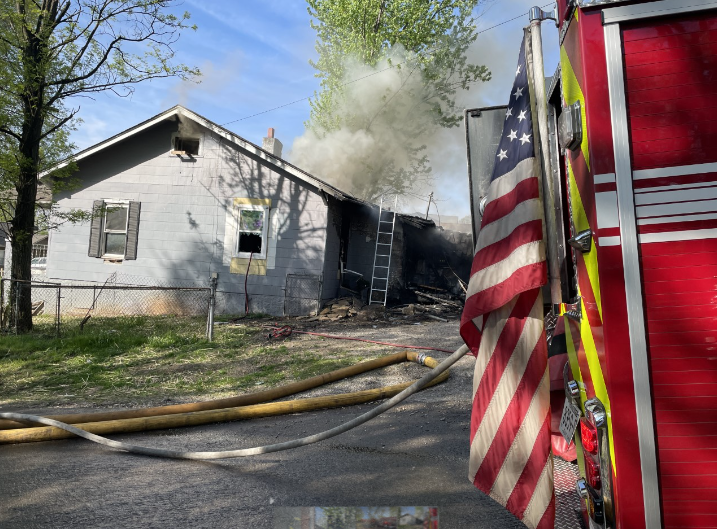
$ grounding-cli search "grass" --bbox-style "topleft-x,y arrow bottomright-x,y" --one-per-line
0,315 -> 373,407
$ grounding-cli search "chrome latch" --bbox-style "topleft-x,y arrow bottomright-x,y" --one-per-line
568,229 -> 592,253
563,361 -> 580,400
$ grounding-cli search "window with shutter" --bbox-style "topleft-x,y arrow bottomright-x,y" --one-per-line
88,200 -> 104,257
88,200 -> 141,260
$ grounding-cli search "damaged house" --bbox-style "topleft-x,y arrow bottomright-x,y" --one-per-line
43,106 -> 471,316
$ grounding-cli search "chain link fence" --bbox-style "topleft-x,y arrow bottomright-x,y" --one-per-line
0,274 -> 215,338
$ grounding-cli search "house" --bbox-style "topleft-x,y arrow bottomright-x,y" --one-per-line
44,106 -> 471,316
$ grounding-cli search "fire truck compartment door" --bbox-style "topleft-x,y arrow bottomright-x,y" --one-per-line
464,106 -> 507,246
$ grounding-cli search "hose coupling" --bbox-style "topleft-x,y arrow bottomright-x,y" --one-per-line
416,353 -> 427,365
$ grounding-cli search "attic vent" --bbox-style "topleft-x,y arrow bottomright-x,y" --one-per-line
173,137 -> 200,156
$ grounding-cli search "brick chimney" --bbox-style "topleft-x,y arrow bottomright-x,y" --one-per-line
262,127 -> 283,158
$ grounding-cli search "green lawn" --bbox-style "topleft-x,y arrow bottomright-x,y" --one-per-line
0,315 -> 363,406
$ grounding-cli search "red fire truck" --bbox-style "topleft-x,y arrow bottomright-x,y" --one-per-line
466,1 -> 717,527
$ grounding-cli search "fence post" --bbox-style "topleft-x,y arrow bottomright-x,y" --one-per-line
207,273 -> 218,342
56,285 -> 61,337
14,282 -> 19,334
0,279 -> 4,329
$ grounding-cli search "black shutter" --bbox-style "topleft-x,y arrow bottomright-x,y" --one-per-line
124,201 -> 141,260
88,200 -> 104,257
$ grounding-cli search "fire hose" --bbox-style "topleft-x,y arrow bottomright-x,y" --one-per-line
0,345 -> 469,459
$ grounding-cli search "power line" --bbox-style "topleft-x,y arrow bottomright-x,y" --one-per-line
221,66 -> 395,126
220,4 -> 553,127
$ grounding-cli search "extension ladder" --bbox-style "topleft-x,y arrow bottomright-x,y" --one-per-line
369,196 -> 397,305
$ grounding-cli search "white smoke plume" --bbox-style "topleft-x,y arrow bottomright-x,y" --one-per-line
289,47 -> 449,203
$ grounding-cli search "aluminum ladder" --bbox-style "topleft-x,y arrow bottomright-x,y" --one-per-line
369,196 -> 397,305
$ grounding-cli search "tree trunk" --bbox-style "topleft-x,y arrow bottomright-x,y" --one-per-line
8,9 -> 48,333
9,168 -> 38,332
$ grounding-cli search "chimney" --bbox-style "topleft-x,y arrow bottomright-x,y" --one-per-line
262,127 -> 283,158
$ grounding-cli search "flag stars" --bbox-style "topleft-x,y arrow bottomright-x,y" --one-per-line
519,133 -> 531,145
517,109 -> 527,122
516,64 -> 522,77
507,129 -> 517,141
497,149 -> 508,161
505,107 -> 512,120
513,86 -> 524,100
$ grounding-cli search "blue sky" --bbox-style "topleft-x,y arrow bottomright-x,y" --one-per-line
68,0 -> 559,218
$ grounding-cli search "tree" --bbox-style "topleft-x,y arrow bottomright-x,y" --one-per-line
0,0 -> 199,331
296,0 -> 490,201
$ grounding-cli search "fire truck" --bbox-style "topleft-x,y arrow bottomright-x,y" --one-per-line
465,0 -> 717,527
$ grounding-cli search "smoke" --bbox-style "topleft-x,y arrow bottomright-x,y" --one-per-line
289,47 -> 450,203
164,52 -> 244,109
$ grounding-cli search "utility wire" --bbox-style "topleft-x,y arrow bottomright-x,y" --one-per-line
220,3 -> 553,127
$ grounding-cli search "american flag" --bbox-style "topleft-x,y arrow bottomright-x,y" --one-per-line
460,37 -> 554,529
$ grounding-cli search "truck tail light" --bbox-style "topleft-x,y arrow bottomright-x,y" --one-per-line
580,417 -> 598,454
584,453 -> 602,489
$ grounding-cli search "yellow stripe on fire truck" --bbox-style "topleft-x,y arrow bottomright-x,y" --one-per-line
560,24 -> 616,474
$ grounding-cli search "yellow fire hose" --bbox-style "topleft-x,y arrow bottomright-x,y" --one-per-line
0,347 -> 469,454
0,350 -> 418,430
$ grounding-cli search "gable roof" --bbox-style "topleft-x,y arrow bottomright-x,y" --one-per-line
53,105 -> 363,203
50,105 -> 436,229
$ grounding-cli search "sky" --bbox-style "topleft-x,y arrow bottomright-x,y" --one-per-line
68,0 -> 559,220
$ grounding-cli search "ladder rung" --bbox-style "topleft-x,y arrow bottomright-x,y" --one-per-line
376,242 -> 391,245
374,265 -> 389,268
372,288 -> 387,292
378,231 -> 393,235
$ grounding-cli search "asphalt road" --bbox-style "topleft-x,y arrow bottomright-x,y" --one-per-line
0,356 -> 530,528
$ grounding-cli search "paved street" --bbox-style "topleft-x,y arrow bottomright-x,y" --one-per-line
0,350 -> 531,529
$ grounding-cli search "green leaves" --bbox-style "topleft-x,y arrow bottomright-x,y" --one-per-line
300,0 -> 490,201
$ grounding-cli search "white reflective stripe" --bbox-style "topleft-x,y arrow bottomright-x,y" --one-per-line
639,228 -> 717,244
637,212 -> 717,225
605,22 -> 662,529
594,172 -> 616,184
635,180 -> 717,194
603,0 -> 717,24
599,236 -> 621,247
634,186 -> 717,206
596,191 -> 620,229
637,199 -> 717,219
633,161 -> 717,181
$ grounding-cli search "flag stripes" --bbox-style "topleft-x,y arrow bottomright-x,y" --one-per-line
460,35 -> 554,529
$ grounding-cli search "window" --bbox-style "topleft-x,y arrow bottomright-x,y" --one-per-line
103,202 -> 128,257
88,200 -> 141,260
171,134 -> 201,156
235,204 -> 269,259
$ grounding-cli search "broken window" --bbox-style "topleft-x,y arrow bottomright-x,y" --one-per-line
173,136 -> 200,156
235,205 -> 268,259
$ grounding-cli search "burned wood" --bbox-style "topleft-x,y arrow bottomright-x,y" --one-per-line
418,284 -> 447,292
415,291 -> 463,308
